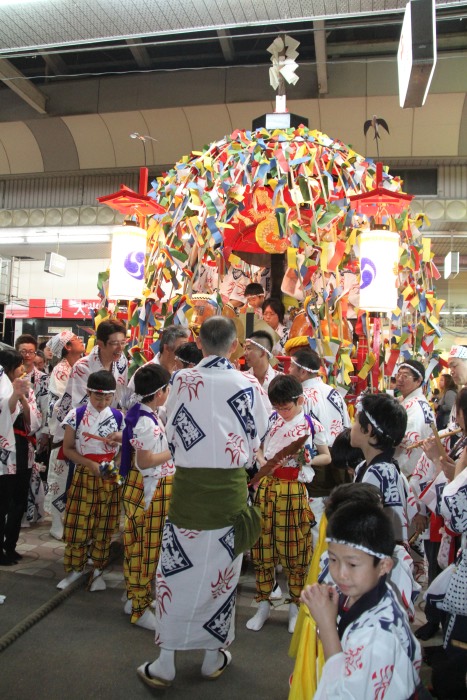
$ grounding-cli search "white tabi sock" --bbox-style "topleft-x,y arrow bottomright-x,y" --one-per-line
147,649 -> 176,682
90,569 -> 106,591
56,570 -> 85,590
135,608 -> 156,630
288,602 -> 298,633
246,600 -> 270,631
201,649 -> 230,676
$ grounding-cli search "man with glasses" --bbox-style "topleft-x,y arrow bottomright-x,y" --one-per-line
15,334 -> 50,455
394,359 -> 434,479
53,321 -> 128,453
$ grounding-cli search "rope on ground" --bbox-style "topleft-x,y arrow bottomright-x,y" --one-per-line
0,541 -> 123,653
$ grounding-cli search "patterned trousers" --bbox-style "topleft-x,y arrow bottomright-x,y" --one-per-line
251,477 -> 313,603
63,465 -> 120,572
123,471 -> 173,622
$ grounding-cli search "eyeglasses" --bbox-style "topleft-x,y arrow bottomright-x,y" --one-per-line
106,340 -> 127,347
19,350 -> 36,356
271,403 -> 297,413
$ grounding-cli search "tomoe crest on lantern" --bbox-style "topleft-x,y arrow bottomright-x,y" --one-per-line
358,229 -> 400,312
109,224 -> 147,300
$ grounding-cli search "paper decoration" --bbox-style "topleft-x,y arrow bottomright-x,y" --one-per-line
267,35 -> 300,90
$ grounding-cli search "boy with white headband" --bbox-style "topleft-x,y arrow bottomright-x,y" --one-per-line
300,502 -> 422,699
289,348 -> 350,537
351,393 -> 417,544
57,370 -> 123,591
120,364 -> 174,631
246,374 -> 330,634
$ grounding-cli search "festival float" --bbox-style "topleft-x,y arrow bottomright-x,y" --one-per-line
96,35 -> 444,392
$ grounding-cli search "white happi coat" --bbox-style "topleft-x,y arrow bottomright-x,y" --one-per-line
53,346 -> 127,442
302,376 -> 350,446
155,355 -> 270,650
395,388 -> 434,478
47,358 -> 73,437
314,585 -> 422,699
45,358 -> 74,522
25,367 -> 49,439
354,456 -> 418,543
0,367 -> 20,476
245,363 -> 278,393
62,404 -> 121,461
129,406 -> 174,509
264,410 -> 326,482
0,381 -> 41,476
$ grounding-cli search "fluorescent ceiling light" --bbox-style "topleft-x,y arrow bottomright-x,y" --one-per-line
58,235 -> 111,243
0,237 -> 25,244
26,236 -> 59,244
0,226 -> 114,244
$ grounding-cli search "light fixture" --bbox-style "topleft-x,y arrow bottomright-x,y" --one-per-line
0,226 -> 113,244
108,224 -> 147,300
358,229 -> 400,313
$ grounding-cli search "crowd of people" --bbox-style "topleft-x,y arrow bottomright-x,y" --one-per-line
0,289 -> 466,698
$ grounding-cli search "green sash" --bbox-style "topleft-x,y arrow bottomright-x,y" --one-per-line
168,466 -> 261,556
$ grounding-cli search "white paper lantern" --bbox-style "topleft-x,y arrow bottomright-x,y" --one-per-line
108,225 -> 147,300
359,229 -> 400,313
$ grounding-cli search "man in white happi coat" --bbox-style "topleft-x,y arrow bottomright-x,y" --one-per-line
125,325 -> 189,406
394,359 -> 434,479
136,317 -> 270,689
52,321 -> 128,504
44,331 -> 85,539
244,330 -> 278,394
288,348 -> 350,447
15,334 -> 49,453
54,320 -> 128,439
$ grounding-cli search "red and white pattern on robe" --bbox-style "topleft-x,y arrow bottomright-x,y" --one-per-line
62,404 -> 121,460
165,355 -> 270,470
395,388 -> 434,478
314,585 -> 422,700
53,346 -> 128,442
129,407 -> 174,480
0,387 -> 41,476
302,376 -> 350,447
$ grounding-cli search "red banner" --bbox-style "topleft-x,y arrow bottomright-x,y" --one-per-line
6,299 -> 101,319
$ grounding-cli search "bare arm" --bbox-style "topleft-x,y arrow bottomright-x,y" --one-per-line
136,448 -> 172,470
313,443 -> 332,467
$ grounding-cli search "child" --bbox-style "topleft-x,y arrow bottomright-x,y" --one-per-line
300,502 -> 423,699
246,374 -> 331,634
351,393 -> 418,544
121,364 -> 174,630
57,370 -> 123,591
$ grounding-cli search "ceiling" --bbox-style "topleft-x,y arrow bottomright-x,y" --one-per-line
0,0 -> 465,91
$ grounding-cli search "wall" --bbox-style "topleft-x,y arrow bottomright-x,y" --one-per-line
17,258 -> 109,299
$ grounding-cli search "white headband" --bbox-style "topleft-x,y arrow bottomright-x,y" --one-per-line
246,338 -> 273,358
139,384 -> 168,400
449,345 -> 467,360
326,538 -> 391,560
291,357 -> 320,374
399,362 -> 424,381
88,389 -> 115,394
